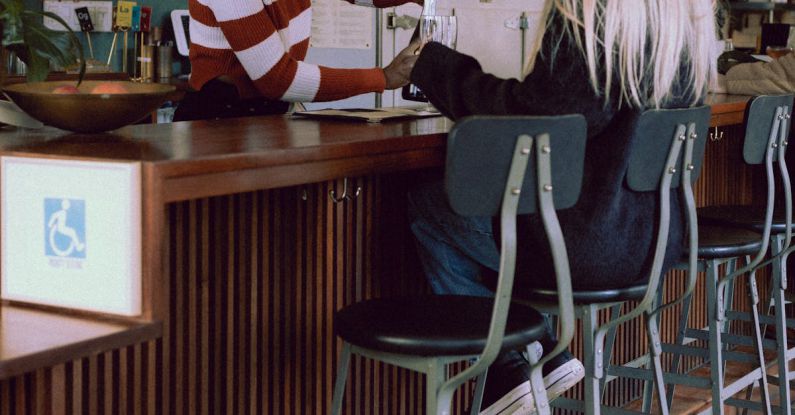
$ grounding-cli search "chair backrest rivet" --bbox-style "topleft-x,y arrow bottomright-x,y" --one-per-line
520,148 -> 530,155
678,135 -> 686,141
687,164 -> 695,170
690,132 -> 698,139
511,188 -> 521,195
668,167 -> 677,174
543,184 -> 553,192
542,145 -> 551,154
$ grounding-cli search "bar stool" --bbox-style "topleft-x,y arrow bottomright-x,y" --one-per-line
676,94 -> 795,414
518,106 -> 711,415
330,115 -> 587,415
606,97 -> 792,415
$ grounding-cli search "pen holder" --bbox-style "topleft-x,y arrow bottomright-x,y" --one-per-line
137,45 -> 155,82
157,45 -> 173,82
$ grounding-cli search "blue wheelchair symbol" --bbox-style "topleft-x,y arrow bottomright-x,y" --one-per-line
44,198 -> 86,258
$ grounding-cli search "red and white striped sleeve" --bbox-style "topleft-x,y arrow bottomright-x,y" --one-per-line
192,0 -> 387,102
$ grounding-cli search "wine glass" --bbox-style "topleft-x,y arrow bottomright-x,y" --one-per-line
418,15 -> 458,49
402,15 -> 458,106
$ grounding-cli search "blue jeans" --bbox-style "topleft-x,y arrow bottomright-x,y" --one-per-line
407,180 -> 498,297
407,180 -> 565,360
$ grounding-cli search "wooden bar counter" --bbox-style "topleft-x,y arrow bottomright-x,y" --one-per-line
0,94 -> 757,414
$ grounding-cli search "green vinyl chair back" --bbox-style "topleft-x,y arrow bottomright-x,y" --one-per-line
743,95 -> 794,165
626,106 -> 711,312
627,107 -> 711,191
446,115 -> 587,216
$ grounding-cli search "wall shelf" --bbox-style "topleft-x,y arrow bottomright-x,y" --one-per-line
728,1 -> 795,12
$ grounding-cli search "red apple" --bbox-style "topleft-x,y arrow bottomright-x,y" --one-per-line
90,82 -> 129,95
51,85 -> 81,94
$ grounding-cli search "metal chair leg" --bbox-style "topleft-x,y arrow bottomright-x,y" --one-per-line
707,260 -> 726,415
748,272 -> 773,414
773,250 -> 793,415
765,235 -> 792,415
667,286 -> 695,409
582,304 -> 602,415
720,259 -> 736,396
642,288 -> 666,414
470,370 -> 488,415
647,313 -> 670,415
427,359 -> 445,415
528,342 -> 551,415
600,304 -> 621,399
331,342 -> 352,415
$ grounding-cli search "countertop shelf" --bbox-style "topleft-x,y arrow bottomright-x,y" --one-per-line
0,304 -> 161,380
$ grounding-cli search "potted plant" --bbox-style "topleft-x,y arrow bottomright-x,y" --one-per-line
0,0 -> 84,83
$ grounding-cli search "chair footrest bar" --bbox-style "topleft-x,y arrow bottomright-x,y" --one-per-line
725,310 -> 795,329
661,342 -> 763,364
684,328 -> 777,349
725,310 -> 758,323
725,398 -> 766,412
551,397 -> 584,412
661,343 -> 709,358
608,365 -> 712,388
724,349 -> 771,364
551,397 -> 645,415
770,375 -> 795,412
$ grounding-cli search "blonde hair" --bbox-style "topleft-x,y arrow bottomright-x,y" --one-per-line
526,0 -> 716,108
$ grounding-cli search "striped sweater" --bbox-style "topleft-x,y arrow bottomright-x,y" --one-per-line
189,0 -> 410,102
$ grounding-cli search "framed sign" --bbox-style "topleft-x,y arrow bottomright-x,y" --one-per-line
1,157 -> 142,316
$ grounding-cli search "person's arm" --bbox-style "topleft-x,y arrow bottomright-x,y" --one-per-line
197,0 -> 386,102
725,53 -> 795,95
410,41 -> 609,126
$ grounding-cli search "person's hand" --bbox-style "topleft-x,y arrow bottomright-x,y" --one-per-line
383,39 -> 423,89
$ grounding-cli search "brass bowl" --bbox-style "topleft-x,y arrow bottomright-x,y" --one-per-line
3,81 -> 177,133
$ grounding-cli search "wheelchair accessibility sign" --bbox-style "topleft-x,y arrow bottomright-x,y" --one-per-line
44,198 -> 86,259
3,157 -> 142,316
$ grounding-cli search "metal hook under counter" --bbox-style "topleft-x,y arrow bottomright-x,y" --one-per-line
709,126 -> 724,142
329,178 -> 362,203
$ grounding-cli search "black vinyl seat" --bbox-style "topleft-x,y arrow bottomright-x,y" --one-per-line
698,204 -> 795,234
692,224 -> 763,259
334,296 -> 546,356
525,284 -> 647,305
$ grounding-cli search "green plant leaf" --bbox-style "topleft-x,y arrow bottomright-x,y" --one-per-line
0,0 -> 24,47
0,0 -> 85,84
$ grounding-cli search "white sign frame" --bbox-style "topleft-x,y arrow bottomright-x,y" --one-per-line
1,157 -> 142,316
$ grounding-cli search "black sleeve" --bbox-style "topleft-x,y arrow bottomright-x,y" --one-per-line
409,35 -> 614,129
